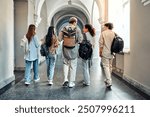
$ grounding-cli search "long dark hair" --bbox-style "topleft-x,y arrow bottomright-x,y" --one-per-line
46,26 -> 55,47
26,24 -> 36,43
84,24 -> 95,37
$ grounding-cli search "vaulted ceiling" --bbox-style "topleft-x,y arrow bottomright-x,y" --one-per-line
33,0 -> 103,31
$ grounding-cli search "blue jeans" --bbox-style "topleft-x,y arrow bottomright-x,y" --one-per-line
82,59 -> 90,84
46,53 -> 56,81
25,59 -> 39,83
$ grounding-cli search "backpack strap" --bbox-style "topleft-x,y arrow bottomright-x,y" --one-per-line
114,32 -> 118,37
83,33 -> 87,41
111,32 -> 117,56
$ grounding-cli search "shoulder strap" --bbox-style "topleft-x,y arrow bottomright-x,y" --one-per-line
83,33 -> 87,41
113,32 -> 117,37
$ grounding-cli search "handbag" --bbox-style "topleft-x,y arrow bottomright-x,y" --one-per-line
40,43 -> 48,56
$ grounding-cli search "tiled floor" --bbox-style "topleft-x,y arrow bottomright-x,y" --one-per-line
0,56 -> 147,100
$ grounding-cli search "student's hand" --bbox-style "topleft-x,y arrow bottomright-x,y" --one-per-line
99,52 -> 102,57
99,48 -> 103,57
92,45 -> 95,48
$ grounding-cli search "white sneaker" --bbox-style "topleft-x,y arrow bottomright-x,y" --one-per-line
25,82 -> 30,85
48,80 -> 53,85
34,77 -> 40,82
69,82 -> 75,88
83,82 -> 90,86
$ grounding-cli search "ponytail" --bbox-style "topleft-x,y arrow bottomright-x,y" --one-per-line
84,24 -> 95,37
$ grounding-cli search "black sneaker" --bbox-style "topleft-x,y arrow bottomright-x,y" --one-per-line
104,81 -> 112,89
62,81 -> 69,87
106,85 -> 112,89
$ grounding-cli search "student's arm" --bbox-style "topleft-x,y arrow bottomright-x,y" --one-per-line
58,31 -> 64,42
76,28 -> 83,43
99,33 -> 104,57
34,35 -> 40,48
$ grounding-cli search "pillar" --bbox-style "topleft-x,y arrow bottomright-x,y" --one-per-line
0,0 -> 15,89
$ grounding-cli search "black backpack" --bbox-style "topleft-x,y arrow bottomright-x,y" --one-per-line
78,34 -> 93,60
40,43 -> 48,56
111,33 -> 124,54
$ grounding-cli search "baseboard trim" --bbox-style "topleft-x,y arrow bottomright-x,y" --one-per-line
123,74 -> 150,97
0,75 -> 15,94
0,75 -> 15,89
14,67 -> 25,71
112,71 -> 150,99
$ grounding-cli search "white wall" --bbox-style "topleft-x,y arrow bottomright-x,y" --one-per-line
124,0 -> 150,92
28,0 -> 35,25
14,0 -> 48,69
108,0 -> 130,50
0,0 -> 15,89
14,0 -> 28,70
108,0 -> 150,95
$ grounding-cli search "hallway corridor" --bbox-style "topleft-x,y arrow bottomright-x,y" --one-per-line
0,0 -> 150,101
0,56 -> 147,100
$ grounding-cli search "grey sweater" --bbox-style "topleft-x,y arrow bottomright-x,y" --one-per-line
59,24 -> 83,60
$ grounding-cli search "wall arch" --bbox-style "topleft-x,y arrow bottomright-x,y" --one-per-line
48,4 -> 90,26
50,6 -> 89,34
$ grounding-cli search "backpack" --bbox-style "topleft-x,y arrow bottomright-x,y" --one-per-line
78,34 -> 93,60
111,33 -> 124,54
62,27 -> 76,49
40,43 -> 49,56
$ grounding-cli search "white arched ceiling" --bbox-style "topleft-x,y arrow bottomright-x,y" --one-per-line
51,5 -> 89,35
34,0 -> 102,27
141,0 -> 150,6
34,0 -> 45,26
35,0 -> 45,16
92,0 -> 102,23
45,0 -> 90,25
55,14 -> 85,28
79,0 -> 102,23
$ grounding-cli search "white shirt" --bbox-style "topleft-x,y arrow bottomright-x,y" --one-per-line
99,29 -> 115,58
20,35 -> 39,61
85,32 -> 95,48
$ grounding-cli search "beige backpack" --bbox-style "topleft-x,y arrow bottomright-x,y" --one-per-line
62,27 -> 76,48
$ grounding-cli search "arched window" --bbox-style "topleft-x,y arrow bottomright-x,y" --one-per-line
122,0 -> 130,51
108,0 -> 130,51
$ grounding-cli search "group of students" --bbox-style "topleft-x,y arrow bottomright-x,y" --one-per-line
21,16 -> 115,89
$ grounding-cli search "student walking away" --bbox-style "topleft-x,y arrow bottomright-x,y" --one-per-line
80,24 -> 95,86
20,24 -> 40,85
99,23 -> 115,89
59,17 -> 83,88
41,26 -> 59,85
